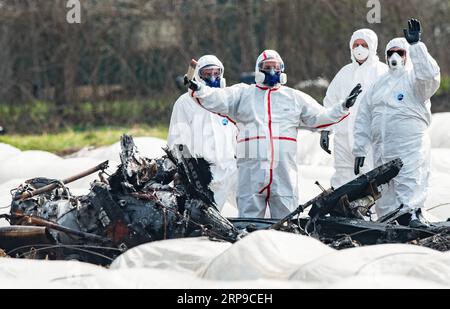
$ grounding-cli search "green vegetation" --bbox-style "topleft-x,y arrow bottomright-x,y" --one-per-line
0,99 -> 175,134
0,125 -> 168,156
0,99 -> 173,155
437,75 -> 450,96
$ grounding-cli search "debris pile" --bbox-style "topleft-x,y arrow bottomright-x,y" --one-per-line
1,135 -> 449,265
1,135 -> 238,264
413,232 -> 450,252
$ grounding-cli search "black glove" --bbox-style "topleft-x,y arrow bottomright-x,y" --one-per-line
320,131 -> 331,154
404,18 -> 421,45
354,157 -> 365,175
184,75 -> 200,91
344,84 -> 362,109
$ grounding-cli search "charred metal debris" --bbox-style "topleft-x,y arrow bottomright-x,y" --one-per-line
1,135 -> 449,265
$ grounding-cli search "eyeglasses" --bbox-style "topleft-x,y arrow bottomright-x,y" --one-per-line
199,67 -> 222,79
387,49 -> 406,58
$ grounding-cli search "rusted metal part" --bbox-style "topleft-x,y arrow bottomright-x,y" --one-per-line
88,183 -> 130,245
0,226 -> 54,252
14,160 -> 109,201
132,192 -> 158,201
11,213 -> 110,243
0,225 -> 49,239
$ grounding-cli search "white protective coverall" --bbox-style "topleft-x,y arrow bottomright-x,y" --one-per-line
168,55 -> 238,210
353,38 -> 441,217
190,50 -> 351,219
324,29 -> 388,188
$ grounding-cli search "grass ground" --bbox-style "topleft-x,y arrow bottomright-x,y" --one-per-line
0,125 -> 168,156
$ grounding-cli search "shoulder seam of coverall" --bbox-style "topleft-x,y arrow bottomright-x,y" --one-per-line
191,88 -> 238,126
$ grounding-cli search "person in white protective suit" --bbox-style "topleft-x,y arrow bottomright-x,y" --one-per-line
185,50 -> 363,219
320,29 -> 388,188
352,19 -> 441,227
168,55 -> 238,211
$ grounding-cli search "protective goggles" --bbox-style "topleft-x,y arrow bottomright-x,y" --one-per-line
199,66 -> 222,80
387,49 -> 407,58
258,59 -> 283,72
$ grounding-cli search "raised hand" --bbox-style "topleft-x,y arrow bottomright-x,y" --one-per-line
404,18 -> 422,45
345,84 -> 363,108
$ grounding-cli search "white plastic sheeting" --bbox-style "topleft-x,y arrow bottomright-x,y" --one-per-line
199,231 -> 334,281
289,244 -> 447,284
1,114 -> 450,288
111,237 -> 232,274
1,231 -> 450,288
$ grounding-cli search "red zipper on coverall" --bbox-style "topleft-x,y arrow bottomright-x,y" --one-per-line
257,86 -> 278,208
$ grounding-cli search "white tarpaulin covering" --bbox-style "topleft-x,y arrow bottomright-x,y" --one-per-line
1,232 -> 450,288
1,114 -> 450,288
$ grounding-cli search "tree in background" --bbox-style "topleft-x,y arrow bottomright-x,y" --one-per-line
0,0 -> 448,131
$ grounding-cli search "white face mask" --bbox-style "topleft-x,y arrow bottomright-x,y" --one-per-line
353,45 -> 370,62
388,52 -> 405,71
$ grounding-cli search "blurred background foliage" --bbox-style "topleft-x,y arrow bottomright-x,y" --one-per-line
0,0 -> 448,134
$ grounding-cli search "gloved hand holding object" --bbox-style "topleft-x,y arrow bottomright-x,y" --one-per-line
184,59 -> 200,91
171,55 -> 238,210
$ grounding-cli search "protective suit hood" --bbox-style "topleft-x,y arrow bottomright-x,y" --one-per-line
385,38 -> 413,72
350,29 -> 379,63
255,50 -> 287,87
195,55 -> 226,88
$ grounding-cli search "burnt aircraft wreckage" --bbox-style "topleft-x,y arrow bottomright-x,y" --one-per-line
1,135 -> 449,265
